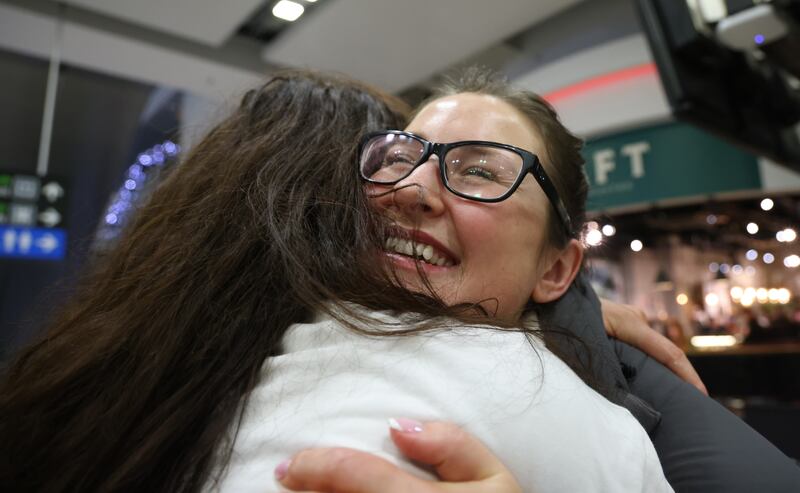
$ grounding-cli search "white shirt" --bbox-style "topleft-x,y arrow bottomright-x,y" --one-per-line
211,310 -> 673,492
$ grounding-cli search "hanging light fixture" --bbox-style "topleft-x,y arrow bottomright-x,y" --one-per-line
655,268 -> 674,291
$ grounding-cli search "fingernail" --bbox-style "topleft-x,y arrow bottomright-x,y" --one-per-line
274,458 -> 291,480
388,417 -> 424,433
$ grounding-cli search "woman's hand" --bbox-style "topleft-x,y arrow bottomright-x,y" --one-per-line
274,419 -> 522,493
600,299 -> 707,395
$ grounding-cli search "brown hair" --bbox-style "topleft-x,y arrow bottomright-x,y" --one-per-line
0,69 -> 601,493
423,66 -> 588,248
0,70 -> 426,493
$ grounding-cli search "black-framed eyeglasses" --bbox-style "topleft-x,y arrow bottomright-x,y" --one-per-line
358,130 -> 572,235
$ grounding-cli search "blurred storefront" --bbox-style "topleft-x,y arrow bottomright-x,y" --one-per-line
581,121 -> 800,455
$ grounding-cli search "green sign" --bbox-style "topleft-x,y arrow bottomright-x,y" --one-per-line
582,122 -> 761,211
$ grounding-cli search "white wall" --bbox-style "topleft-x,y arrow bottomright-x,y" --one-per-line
512,34 -> 672,138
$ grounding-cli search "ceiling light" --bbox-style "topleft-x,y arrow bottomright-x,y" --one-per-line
585,229 -> 603,247
691,335 -> 736,348
676,293 -> 689,305
760,198 -> 774,211
745,249 -> 758,261
273,0 -> 305,21
746,222 -> 759,234
784,254 -> 800,268
630,239 -> 643,252
763,252 -> 775,264
778,228 -> 796,242
697,0 -> 727,23
601,224 -> 616,236
768,288 -> 780,302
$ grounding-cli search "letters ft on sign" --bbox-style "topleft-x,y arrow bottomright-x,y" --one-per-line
592,141 -> 651,186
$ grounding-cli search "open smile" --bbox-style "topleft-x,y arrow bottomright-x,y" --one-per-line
382,228 -> 460,271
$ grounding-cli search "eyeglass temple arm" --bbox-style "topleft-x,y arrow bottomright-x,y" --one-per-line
530,162 -> 573,236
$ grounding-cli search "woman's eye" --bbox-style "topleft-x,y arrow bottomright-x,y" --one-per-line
382,153 -> 416,167
462,166 -> 496,181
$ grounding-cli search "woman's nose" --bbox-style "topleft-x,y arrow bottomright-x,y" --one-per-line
390,157 -> 446,217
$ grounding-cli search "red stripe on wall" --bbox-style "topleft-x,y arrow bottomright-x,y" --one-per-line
543,62 -> 658,103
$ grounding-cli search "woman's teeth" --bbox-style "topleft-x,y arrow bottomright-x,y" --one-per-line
384,236 -> 454,267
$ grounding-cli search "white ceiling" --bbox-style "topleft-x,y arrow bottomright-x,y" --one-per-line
57,0 -> 264,46
263,0 -> 585,92
31,0 -> 604,97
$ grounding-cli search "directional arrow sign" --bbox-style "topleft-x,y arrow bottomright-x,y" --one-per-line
42,181 -> 64,203
38,207 -> 62,227
36,233 -> 59,253
0,226 -> 66,260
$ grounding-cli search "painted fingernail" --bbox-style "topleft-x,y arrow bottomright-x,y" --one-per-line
274,458 -> 291,480
388,417 -> 424,433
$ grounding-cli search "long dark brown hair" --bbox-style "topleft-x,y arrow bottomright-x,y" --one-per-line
0,70 -> 423,493
0,69 -> 599,493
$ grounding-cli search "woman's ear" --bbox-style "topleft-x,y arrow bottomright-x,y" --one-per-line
530,239 -> 583,304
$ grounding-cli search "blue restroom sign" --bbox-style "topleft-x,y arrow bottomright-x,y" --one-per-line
0,226 -> 66,260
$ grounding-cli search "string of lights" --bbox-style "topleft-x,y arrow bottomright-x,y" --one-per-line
93,140 -> 180,246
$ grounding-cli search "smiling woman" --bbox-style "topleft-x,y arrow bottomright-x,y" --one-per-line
365,86 -> 584,323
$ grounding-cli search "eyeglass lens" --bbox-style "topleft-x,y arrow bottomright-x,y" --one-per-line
360,134 -> 524,200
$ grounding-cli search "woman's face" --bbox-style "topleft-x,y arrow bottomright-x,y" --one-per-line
369,93 -> 562,322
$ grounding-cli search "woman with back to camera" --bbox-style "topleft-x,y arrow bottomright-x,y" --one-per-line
0,69 -> 796,493
0,71 -> 411,492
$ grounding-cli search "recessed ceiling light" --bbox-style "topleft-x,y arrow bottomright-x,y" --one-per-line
273,0 -> 305,21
